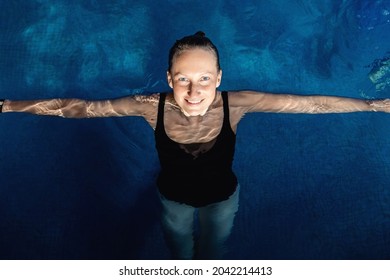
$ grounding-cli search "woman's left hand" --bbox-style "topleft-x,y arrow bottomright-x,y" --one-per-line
369,99 -> 390,113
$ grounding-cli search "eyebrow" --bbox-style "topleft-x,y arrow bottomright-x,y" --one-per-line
173,72 -> 213,77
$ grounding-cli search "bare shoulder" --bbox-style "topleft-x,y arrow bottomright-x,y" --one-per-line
227,91 -> 243,107
226,91 -> 259,127
127,93 -> 161,128
227,90 -> 268,108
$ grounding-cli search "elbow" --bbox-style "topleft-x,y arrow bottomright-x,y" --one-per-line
55,99 -> 89,118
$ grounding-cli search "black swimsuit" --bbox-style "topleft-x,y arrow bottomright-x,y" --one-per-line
155,91 -> 238,207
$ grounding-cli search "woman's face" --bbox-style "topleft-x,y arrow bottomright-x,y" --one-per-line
167,48 -> 222,117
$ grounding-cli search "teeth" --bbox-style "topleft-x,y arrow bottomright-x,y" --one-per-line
187,100 -> 202,104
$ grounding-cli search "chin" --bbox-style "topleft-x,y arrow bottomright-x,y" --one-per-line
182,107 -> 208,117
177,98 -> 213,117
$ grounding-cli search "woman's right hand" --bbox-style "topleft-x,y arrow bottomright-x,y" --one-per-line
0,99 -> 4,113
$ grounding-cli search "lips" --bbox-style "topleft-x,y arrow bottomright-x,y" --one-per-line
186,99 -> 203,105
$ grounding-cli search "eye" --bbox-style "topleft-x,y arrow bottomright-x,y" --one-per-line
178,77 -> 188,82
200,76 -> 210,81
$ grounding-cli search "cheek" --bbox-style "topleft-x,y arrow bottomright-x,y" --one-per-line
173,91 -> 186,104
173,86 -> 187,97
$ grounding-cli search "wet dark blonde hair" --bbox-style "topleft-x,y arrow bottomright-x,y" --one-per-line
168,31 -> 221,72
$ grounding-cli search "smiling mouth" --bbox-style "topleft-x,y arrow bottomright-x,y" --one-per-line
186,99 -> 203,105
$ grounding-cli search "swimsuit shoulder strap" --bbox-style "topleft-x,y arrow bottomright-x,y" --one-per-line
156,92 -> 166,129
221,91 -> 231,126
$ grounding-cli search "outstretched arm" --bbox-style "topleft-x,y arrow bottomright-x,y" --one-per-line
229,91 -> 390,114
0,94 -> 159,118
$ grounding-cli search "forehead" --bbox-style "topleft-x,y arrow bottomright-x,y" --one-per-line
171,48 -> 218,73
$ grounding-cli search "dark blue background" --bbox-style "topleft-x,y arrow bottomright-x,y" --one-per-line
1,0 -> 390,259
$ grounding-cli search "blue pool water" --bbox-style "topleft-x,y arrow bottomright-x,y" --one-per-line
1,0 -> 390,259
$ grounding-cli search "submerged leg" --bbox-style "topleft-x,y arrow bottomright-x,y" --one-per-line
197,187 -> 240,259
160,195 -> 196,259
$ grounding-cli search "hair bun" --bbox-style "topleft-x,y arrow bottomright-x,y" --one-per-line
194,31 -> 206,37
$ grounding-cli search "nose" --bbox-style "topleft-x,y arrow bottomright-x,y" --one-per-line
188,83 -> 200,96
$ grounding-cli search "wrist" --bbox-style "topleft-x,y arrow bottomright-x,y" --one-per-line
366,100 -> 377,112
367,99 -> 390,112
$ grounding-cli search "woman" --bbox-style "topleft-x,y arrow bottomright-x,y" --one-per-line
1,31 -> 389,259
